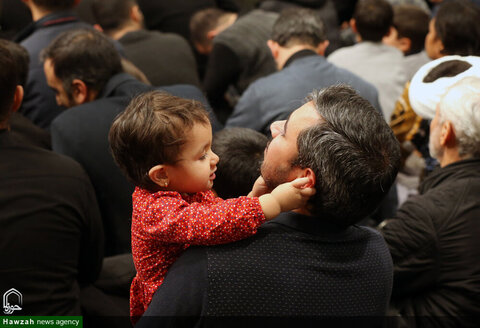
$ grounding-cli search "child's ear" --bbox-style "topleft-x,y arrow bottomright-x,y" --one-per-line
149,165 -> 169,188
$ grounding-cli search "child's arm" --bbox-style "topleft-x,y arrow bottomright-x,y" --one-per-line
137,178 -> 314,245
137,192 -> 266,245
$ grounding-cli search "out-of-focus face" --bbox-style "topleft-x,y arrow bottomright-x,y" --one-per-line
261,101 -> 320,190
425,18 -> 444,60
43,58 -> 76,108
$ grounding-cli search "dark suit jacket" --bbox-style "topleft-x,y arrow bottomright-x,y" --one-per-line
51,74 -> 220,255
119,30 -> 200,87
17,11 -> 91,129
137,212 -> 393,327
0,130 -> 103,315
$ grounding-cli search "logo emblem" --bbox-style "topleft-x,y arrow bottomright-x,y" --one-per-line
3,288 -> 23,314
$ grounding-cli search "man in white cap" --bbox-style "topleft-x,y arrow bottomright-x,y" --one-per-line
379,75 -> 480,327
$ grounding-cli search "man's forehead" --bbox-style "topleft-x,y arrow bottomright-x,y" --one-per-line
286,101 -> 321,132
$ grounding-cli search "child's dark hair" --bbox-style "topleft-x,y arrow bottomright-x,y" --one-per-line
212,128 -> 268,199
109,91 -> 210,191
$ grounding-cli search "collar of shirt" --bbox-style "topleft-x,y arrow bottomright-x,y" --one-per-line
14,11 -> 78,42
283,49 -> 317,69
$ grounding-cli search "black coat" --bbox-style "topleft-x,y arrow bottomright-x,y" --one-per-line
380,159 -> 480,327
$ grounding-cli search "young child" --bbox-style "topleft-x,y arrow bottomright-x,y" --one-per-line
109,91 -> 315,321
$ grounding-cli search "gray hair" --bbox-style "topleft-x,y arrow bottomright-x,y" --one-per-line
438,76 -> 480,158
271,8 -> 326,47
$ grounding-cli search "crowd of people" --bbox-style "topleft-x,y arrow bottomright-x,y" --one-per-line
1,0 -> 479,327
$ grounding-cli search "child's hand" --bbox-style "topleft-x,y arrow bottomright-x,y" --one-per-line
248,176 -> 270,198
271,177 -> 316,212
258,177 -> 315,220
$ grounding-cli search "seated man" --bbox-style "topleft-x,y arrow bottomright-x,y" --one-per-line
137,84 -> 401,326
190,8 -> 278,122
328,0 -> 408,120
226,8 -> 381,135
16,0 -> 90,128
379,76 -> 480,327
44,28 -> 218,255
382,4 -> 430,80
212,127 -> 268,199
0,39 -> 103,316
91,0 -> 200,87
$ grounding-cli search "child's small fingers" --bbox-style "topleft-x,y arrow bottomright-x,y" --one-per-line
300,187 -> 316,196
290,177 -> 310,187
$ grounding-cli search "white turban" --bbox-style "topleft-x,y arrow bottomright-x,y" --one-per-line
409,55 -> 480,120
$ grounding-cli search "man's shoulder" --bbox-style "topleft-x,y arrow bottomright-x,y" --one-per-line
1,138 -> 88,181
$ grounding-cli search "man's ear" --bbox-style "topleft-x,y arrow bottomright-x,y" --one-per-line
349,18 -> 357,33
267,40 -> 279,59
93,24 -> 103,32
440,121 -> 455,147
71,79 -> 89,105
11,85 -> 24,113
397,37 -> 411,54
315,40 -> 330,56
130,5 -> 143,24
148,165 -> 170,188
304,168 -> 316,188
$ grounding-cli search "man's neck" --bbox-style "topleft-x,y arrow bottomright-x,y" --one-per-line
109,23 -> 142,40
439,150 -> 466,168
278,45 -> 318,70
29,6 -> 54,22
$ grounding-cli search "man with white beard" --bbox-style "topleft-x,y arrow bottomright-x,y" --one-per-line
379,76 -> 480,327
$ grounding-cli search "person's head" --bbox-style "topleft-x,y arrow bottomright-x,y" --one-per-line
212,128 -> 268,199
267,8 -> 329,69
24,0 -> 77,12
429,76 -> 480,165
41,28 -> 123,108
409,55 -> 480,120
190,8 -> 237,54
382,4 -> 429,55
0,45 -> 24,128
0,40 -> 29,87
351,0 -> 393,42
91,0 -> 143,37
109,91 -> 218,193
261,84 -> 401,227
425,0 -> 480,60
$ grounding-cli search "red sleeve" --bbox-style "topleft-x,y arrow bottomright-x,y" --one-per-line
133,189 -> 265,245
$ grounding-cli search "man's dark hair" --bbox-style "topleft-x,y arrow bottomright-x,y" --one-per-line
292,85 -> 401,227
423,60 -> 472,83
91,0 -> 136,34
393,5 -> 429,55
434,0 -> 480,56
109,91 -> 210,192
271,8 -> 326,47
0,45 -> 20,123
353,0 -> 393,42
41,28 -> 122,99
0,40 -> 29,87
189,8 -> 227,47
212,128 -> 268,199
32,0 -> 76,11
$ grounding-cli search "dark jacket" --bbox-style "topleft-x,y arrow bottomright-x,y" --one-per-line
119,30 -> 200,87
17,11 -> 91,129
380,159 -> 480,327
137,212 -> 393,327
51,74 -> 220,256
0,130 -> 103,315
